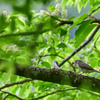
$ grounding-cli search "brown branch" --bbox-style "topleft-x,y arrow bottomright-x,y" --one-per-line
31,88 -> 77,100
53,5 -> 100,27
0,61 -> 100,93
55,19 -> 100,28
58,24 -> 100,67
89,6 -> 100,15
0,79 -> 32,91
4,94 -> 9,100
14,65 -> 100,93
2,91 -> 24,100
0,29 -> 49,37
55,20 -> 73,27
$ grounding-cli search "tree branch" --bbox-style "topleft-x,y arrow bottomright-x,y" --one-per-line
58,24 -> 100,66
89,6 -> 100,15
2,91 -> 24,100
0,79 -> 32,91
0,60 -> 100,93
31,88 -> 77,100
0,29 -> 49,37
10,65 -> 100,93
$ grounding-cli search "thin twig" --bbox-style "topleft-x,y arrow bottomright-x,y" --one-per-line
87,91 -> 100,97
0,78 -> 32,91
4,94 -> 9,100
2,91 -> 24,100
67,61 -> 76,72
89,6 -> 100,15
31,88 -> 77,100
39,53 -> 64,59
59,24 -> 100,67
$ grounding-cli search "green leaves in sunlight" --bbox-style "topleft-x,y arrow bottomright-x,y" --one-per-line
48,4 -> 55,12
74,19 -> 97,48
16,55 -> 31,66
0,13 -> 7,33
61,0 -> 68,9
0,0 -> 100,100
41,61 -> 51,68
69,14 -> 88,31
48,47 -> 55,54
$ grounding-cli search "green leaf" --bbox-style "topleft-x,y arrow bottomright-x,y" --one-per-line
75,23 -> 97,48
60,29 -> 67,37
9,85 -> 19,94
75,19 -> 93,40
24,82 -> 31,98
77,0 -> 83,13
41,61 -> 51,68
61,0 -> 68,9
69,14 -> 88,31
94,28 -> 100,43
48,4 -> 55,12
0,14 -> 7,33
10,75 -> 18,83
3,73 -> 11,84
48,47 -> 55,54
57,43 -> 67,48
16,55 -> 31,66
19,84 -> 26,97
68,16 -> 75,21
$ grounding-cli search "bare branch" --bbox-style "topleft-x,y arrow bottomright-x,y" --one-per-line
0,79 -> 32,91
2,91 -> 24,100
31,88 -> 77,100
59,24 -> 100,66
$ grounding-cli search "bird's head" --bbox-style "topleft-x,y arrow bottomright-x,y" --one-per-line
72,60 -> 83,65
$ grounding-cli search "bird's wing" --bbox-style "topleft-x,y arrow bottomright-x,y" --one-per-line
79,62 -> 94,70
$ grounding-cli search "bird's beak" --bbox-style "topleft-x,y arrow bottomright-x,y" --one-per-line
72,62 -> 74,64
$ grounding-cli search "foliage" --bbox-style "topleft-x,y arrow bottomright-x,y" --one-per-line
0,0 -> 100,100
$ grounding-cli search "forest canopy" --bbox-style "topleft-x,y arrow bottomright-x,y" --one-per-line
0,0 -> 100,100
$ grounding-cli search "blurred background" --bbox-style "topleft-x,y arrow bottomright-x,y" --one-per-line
0,0 -> 99,39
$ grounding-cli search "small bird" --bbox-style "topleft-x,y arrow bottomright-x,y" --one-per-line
72,60 -> 100,73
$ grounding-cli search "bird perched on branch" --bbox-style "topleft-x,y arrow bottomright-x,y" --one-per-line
72,60 -> 100,73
